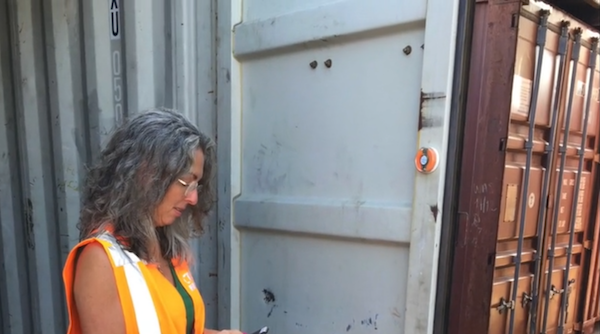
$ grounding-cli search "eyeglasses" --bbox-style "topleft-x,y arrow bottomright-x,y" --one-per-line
177,178 -> 201,197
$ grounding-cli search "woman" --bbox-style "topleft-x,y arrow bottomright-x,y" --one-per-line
62,108 -> 243,334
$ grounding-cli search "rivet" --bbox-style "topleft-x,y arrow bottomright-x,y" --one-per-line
403,46 -> 412,55
324,59 -> 332,68
309,61 -> 318,69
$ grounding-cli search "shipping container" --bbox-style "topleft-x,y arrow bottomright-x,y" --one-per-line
1,0 -> 599,334
446,1 -> 600,334
0,0 -> 219,333
0,0 -> 462,332
216,0 -> 461,332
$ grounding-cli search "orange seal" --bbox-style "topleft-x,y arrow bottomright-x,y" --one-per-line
415,147 -> 439,174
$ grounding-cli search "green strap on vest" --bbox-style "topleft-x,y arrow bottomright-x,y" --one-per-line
169,263 -> 195,334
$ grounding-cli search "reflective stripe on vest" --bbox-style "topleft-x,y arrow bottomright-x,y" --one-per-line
97,233 -> 161,334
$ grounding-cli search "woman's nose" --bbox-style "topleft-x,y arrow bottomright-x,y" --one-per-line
185,189 -> 198,205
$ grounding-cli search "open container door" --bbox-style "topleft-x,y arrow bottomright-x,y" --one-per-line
215,0 -> 461,332
445,1 -> 600,333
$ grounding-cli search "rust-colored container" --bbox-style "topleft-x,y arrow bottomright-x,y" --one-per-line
485,2 -> 600,334
446,1 -> 599,333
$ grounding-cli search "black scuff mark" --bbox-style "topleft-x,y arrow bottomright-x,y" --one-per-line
420,115 -> 444,129
420,91 -> 447,104
262,289 -> 277,317
418,90 -> 447,130
263,289 -> 276,303
221,242 -> 226,269
267,304 -> 278,317
430,204 -> 439,222
347,319 -> 356,331
25,198 -> 35,249
360,314 -> 379,330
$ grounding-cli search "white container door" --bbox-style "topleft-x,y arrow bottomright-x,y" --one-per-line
215,0 -> 461,333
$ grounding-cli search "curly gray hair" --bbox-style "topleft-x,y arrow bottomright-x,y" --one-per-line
78,108 -> 216,262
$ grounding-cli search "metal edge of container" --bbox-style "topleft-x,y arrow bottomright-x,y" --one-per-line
445,0 -> 523,333
432,0 -> 477,330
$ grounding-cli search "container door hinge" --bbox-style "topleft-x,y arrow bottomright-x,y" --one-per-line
499,138 -> 507,151
522,292 -> 532,308
496,298 -> 515,314
566,279 -> 576,295
549,285 -> 564,300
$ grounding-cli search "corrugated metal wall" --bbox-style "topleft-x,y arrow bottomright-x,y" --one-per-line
0,0 -> 218,333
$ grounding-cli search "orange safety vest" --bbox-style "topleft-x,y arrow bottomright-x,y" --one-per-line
62,231 -> 206,334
